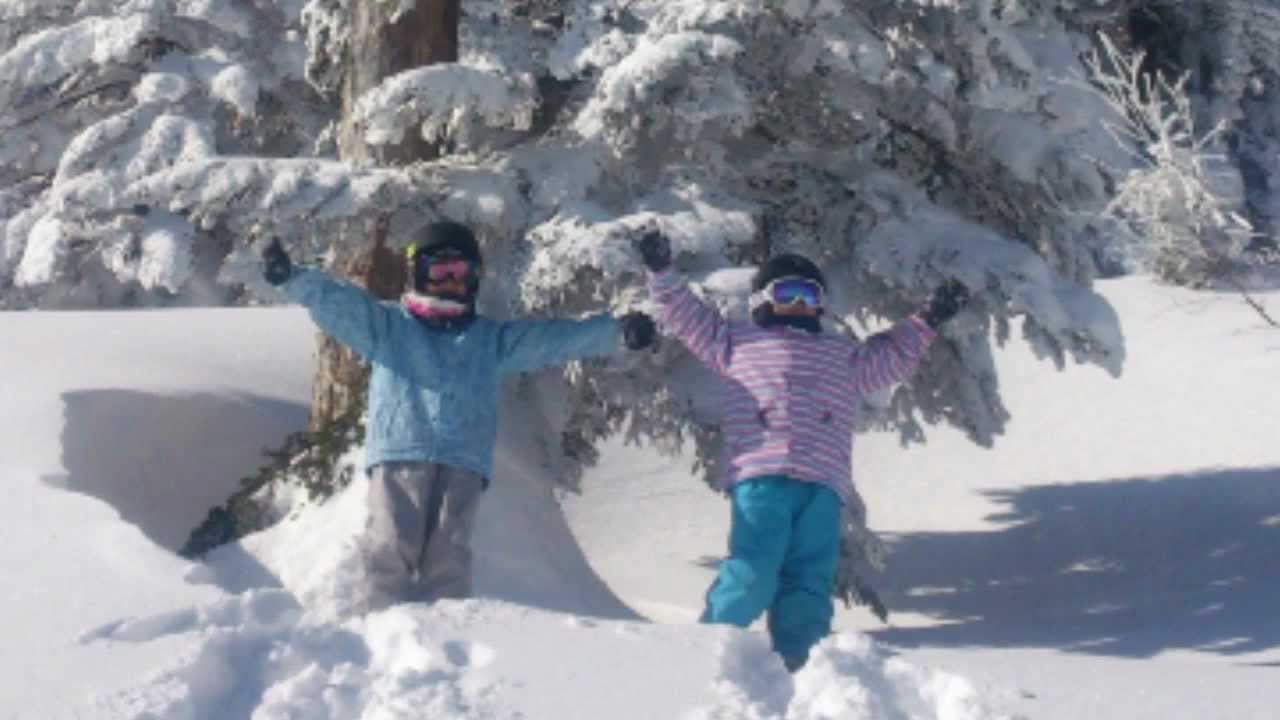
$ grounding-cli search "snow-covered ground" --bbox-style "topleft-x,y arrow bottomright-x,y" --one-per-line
564,278 -> 1280,719
1,277 -> 1276,719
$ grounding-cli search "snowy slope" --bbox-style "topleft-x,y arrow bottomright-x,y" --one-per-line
849,279 -> 1280,720
0,309 -> 312,719
1,306 -> 1003,720
563,278 -> 1280,720
0,277 -> 1275,719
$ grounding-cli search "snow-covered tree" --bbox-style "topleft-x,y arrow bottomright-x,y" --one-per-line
1081,33 -> 1255,285
4,0 -> 1170,615
0,0 -> 340,308
1074,3 -> 1278,323
1122,0 -> 1280,258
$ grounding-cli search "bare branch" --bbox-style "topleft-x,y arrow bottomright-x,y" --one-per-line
1222,275 -> 1280,328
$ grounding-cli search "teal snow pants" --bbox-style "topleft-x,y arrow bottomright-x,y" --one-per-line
700,475 -> 842,670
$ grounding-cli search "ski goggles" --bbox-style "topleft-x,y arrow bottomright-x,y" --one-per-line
757,276 -> 824,309
410,251 -> 477,284
423,257 -> 474,282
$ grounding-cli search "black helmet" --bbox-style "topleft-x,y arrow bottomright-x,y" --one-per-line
411,221 -> 482,266
751,253 -> 826,333
407,221 -> 482,294
752,253 -> 826,293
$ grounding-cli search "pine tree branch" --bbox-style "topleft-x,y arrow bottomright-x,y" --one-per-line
6,74 -> 138,130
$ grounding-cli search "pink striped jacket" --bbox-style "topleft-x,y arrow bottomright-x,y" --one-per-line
649,269 -> 936,505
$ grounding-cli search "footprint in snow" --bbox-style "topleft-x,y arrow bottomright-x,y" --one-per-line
442,639 -> 496,669
77,589 -> 301,644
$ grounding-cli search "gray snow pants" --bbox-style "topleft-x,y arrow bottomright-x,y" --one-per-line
363,461 -> 484,604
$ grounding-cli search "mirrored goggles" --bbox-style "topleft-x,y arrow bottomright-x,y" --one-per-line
762,277 -> 824,308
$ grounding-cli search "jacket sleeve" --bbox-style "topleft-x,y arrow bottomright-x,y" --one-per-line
849,315 -> 937,396
280,268 -> 399,363
647,269 -> 732,374
496,314 -> 621,376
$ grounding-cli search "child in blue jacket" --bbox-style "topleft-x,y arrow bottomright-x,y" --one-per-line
262,221 -> 656,608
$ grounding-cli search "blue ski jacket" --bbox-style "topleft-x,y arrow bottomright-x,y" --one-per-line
282,269 -> 622,483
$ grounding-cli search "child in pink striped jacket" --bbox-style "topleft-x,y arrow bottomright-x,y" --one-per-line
635,230 -> 968,671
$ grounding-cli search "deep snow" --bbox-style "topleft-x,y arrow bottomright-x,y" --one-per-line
0,277 -> 1276,719
563,278 -> 1280,719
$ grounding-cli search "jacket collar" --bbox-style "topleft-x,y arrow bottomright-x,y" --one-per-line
402,292 -> 476,331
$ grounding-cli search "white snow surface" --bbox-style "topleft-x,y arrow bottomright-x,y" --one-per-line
1,277 -> 1277,719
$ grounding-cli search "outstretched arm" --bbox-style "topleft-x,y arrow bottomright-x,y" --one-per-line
637,231 -> 732,374
848,281 -> 969,394
496,314 -> 621,375
849,316 -> 936,395
265,240 -> 399,363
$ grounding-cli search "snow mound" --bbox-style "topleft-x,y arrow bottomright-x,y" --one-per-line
70,371 -> 1010,718
81,590 -> 1010,720
0,299 -> 1068,719
695,632 -> 1012,720
83,591 -> 503,720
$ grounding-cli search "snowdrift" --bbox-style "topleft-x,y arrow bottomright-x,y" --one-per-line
2,277 -> 1276,718
1,305 -> 1009,719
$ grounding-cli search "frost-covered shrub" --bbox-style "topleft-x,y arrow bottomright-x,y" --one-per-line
1122,0 -> 1280,266
1081,34 -> 1255,286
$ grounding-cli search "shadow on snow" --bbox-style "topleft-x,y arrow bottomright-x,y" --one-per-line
50,389 -> 307,592
51,388 -> 642,619
871,467 -> 1280,660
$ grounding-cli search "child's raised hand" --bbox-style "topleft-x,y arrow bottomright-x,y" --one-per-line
633,230 -> 672,273
921,281 -> 970,329
262,237 -> 294,286
620,311 -> 658,350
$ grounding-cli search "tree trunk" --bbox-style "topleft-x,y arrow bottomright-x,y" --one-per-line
308,0 -> 461,431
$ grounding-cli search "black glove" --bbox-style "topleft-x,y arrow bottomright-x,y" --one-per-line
633,230 -> 672,273
921,280 -> 970,329
262,237 -> 293,286
620,311 -> 658,351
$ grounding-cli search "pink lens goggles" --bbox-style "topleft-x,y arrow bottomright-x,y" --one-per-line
424,258 -> 473,282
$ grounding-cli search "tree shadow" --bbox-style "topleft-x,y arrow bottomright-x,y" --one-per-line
870,467 -> 1280,660
475,402 -> 646,621
55,389 -> 307,589
196,542 -> 286,593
